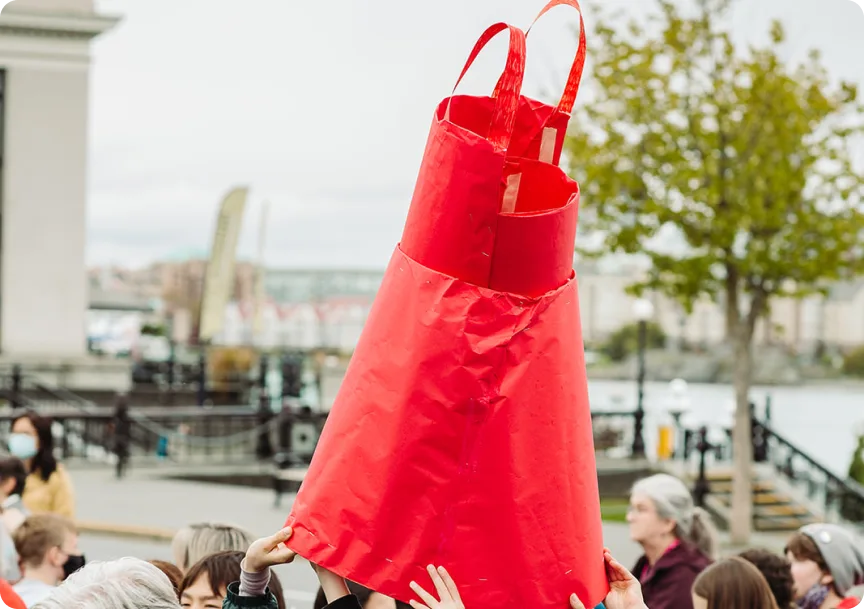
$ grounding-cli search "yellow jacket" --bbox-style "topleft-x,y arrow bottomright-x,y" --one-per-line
21,465 -> 75,519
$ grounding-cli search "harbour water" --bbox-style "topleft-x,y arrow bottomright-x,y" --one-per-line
587,380 -> 864,477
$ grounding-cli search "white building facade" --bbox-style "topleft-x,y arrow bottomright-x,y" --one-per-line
0,0 -> 116,357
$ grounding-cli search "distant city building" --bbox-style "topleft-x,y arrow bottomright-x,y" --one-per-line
264,268 -> 384,304
88,258 -> 864,353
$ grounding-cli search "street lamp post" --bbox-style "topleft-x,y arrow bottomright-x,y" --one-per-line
632,298 -> 654,460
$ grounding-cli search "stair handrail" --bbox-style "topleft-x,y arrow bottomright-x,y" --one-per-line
756,417 -> 864,518
26,379 -> 100,413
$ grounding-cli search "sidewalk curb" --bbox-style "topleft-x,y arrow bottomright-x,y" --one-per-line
76,520 -> 176,542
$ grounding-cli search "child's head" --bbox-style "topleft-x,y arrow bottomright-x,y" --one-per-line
179,550 -> 285,609
180,551 -> 243,609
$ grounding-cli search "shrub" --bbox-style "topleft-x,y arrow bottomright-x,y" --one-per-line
600,322 -> 666,362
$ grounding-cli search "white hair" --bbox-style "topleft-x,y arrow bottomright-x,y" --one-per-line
32,558 -> 179,609
631,473 -> 719,559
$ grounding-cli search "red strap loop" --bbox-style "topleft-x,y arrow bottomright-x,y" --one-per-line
447,23 -> 527,150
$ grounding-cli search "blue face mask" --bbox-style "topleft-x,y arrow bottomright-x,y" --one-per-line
8,433 -> 37,460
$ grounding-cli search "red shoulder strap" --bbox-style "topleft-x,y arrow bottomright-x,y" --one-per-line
447,23 -> 527,150
493,0 -> 586,115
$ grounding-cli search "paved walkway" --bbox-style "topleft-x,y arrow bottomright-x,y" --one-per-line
70,465 -> 644,558
68,465 -> 790,608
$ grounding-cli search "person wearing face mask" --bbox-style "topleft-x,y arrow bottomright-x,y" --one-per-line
11,514 -> 84,607
785,524 -> 864,609
8,414 -> 74,519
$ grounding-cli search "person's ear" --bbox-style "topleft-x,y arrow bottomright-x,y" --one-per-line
661,518 -> 677,536
820,572 -> 835,588
46,546 -> 64,568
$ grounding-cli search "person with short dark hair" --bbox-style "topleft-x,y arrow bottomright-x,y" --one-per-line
739,548 -> 795,609
179,551 -> 285,609
0,456 -> 29,527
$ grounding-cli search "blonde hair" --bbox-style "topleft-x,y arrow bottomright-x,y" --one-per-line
13,514 -> 77,568
171,522 -> 255,571
632,474 -> 718,559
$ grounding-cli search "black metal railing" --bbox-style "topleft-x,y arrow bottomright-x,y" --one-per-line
680,402 -> 864,526
0,402 -> 328,466
759,420 -> 864,524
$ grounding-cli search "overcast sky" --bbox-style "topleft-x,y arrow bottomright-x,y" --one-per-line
78,0 -> 864,269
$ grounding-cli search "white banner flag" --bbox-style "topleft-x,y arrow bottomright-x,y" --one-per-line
199,186 -> 248,341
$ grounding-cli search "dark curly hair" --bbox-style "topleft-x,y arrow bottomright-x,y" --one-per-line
739,548 -> 795,609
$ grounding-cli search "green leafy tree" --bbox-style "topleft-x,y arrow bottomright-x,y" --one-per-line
601,322 -> 667,362
849,436 -> 864,485
841,435 -> 864,522
140,323 -> 166,337
842,346 -> 864,377
567,0 -> 864,542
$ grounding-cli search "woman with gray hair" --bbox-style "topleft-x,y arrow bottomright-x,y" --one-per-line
628,473 -> 718,609
31,558 -> 180,609
172,522 -> 256,573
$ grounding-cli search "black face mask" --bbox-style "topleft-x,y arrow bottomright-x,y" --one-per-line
63,554 -> 86,579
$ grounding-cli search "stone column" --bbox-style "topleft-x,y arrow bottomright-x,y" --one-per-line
0,0 -> 118,357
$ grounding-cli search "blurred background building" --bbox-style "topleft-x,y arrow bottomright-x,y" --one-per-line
86,255 -> 864,355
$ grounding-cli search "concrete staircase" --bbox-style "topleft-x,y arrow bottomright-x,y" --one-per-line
702,469 -> 819,532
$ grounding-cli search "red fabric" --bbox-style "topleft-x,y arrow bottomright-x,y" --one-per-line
287,248 -> 606,608
836,597 -> 860,609
287,3 -> 605,608
400,24 -> 526,288
495,0 -> 587,166
403,0 -> 588,298
489,157 -> 579,297
488,0 -> 587,297
0,580 -> 27,609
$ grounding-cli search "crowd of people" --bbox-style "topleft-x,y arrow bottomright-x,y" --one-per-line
0,413 -> 862,609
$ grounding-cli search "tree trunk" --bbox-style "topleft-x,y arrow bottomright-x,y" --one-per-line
730,304 -> 758,544
730,330 -> 753,543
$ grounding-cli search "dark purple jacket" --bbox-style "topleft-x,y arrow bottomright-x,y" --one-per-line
632,543 -> 713,609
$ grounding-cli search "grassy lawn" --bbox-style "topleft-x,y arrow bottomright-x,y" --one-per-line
600,498 -> 630,523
